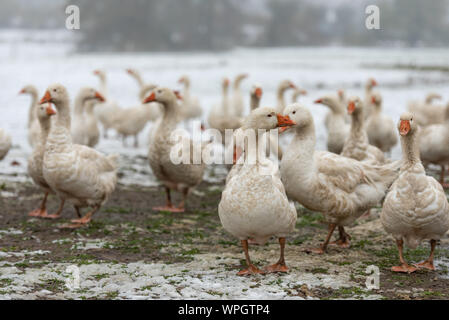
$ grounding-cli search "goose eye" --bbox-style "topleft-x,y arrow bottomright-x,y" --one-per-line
292,111 -> 296,114
267,114 -> 272,117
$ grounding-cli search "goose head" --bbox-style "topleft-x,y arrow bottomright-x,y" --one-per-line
314,95 -> 343,113
178,75 -> 190,87
19,85 -> 38,96
36,103 -> 56,120
425,92 -> 442,104
40,84 -> 70,106
398,112 -> 417,136
283,103 -> 313,132
370,91 -> 382,111
77,87 -> 106,103
278,80 -> 296,93
337,89 -> 345,101
234,73 -> 248,87
143,87 -> 181,105
93,69 -> 106,80
366,78 -> 378,90
347,96 -> 363,115
244,107 -> 294,131
250,85 -> 263,100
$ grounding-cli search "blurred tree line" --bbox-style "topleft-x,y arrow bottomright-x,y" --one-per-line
2,0 -> 449,50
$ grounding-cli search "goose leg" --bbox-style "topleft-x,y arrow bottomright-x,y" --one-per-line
60,205 -> 100,229
414,239 -> 437,271
28,192 -> 49,217
329,226 -> 351,248
237,240 -> 264,276
265,237 -> 288,273
42,199 -> 65,219
176,188 -> 189,212
153,187 -> 184,212
303,223 -> 337,254
391,239 -> 417,273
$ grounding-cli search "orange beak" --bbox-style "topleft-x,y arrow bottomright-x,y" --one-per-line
93,70 -> 99,75
277,114 -> 296,133
348,101 -> 355,114
178,77 -> 185,84
314,99 -> 322,104
95,92 -> 105,102
399,120 -> 410,136
224,78 -> 230,86
289,82 -> 296,89
46,104 -> 56,116
40,90 -> 52,104
300,89 -> 307,95
233,145 -> 243,165
371,96 -> 376,104
174,90 -> 183,100
255,88 -> 262,99
143,92 -> 156,104
19,89 -> 26,94
371,79 -> 378,86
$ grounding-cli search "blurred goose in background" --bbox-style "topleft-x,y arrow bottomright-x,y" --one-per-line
280,103 -> 401,254
208,78 -> 242,144
314,95 -> 349,154
337,89 -> 347,107
27,103 -> 65,218
84,100 -> 101,148
0,128 -> 11,161
144,88 -> 208,212
40,84 -> 118,228
276,80 -> 296,113
93,70 -> 122,138
408,92 -> 445,127
249,84 -> 262,111
366,92 -> 398,154
231,73 -> 248,117
19,85 -> 41,148
126,68 -> 145,91
219,107 -> 297,275
291,87 -> 307,103
419,102 -> 449,187
341,96 -> 386,164
382,112 -> 449,273
178,75 -> 202,123
363,77 -> 378,120
71,87 -> 105,146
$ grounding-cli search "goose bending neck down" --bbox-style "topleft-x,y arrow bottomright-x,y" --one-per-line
381,112 -> 449,273
218,107 -> 297,275
40,84 -> 118,228
280,103 -> 401,254
143,88 -> 208,212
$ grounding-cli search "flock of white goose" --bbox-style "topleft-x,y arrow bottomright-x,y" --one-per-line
1,70 -> 449,276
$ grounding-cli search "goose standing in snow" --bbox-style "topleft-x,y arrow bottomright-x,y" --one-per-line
219,107 -> 297,275
381,112 -> 449,273
280,103 -> 401,253
40,84 -> 118,228
143,88 -> 208,212
27,103 -> 66,218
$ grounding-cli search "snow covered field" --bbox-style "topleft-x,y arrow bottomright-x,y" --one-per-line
1,31 -> 449,300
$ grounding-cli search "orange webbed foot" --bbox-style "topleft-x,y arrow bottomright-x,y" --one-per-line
414,260 -> 435,271
302,247 -> 326,254
152,206 -> 184,213
329,239 -> 351,249
264,263 -> 289,273
237,264 -> 265,276
391,264 -> 417,273
28,209 -> 47,217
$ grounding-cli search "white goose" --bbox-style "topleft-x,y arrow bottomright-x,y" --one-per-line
381,112 -> 449,273
314,95 -> 349,154
276,80 -> 296,113
84,100 -> 101,148
408,92 -> 445,127
219,107 -> 297,275
19,85 -> 41,148
178,75 -> 202,121
291,87 -> 307,103
71,87 -> 105,146
27,103 -> 66,218
280,103 -> 401,253
93,70 -> 122,138
341,96 -> 386,164
143,88 -> 208,212
126,68 -> 145,91
363,77 -> 378,120
419,102 -> 449,187
231,73 -> 248,117
0,128 -> 11,161
40,84 -> 118,228
249,84 -> 262,112
366,92 -> 398,154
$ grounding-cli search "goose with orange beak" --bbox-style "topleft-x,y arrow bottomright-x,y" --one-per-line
177,75 -> 202,125
364,77 -> 378,120
143,87 -> 208,213
381,112 -> 449,273
340,96 -> 386,165
276,80 -> 296,113
27,103 -> 67,219
219,107 -> 297,276
280,103 -> 401,254
40,84 -> 118,228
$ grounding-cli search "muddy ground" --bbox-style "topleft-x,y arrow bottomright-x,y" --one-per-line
1,172 -> 449,300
